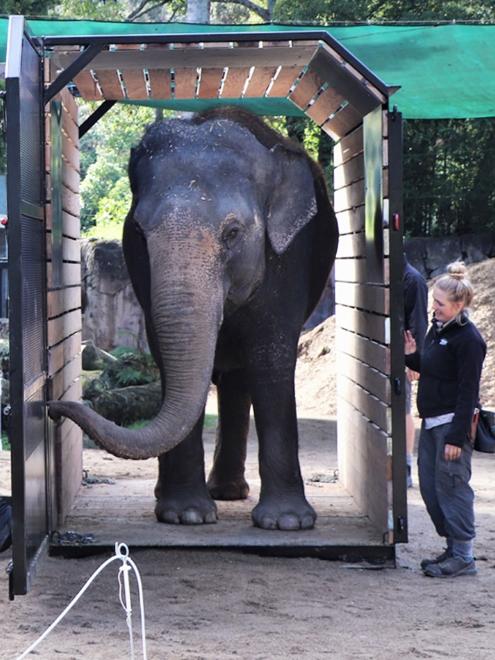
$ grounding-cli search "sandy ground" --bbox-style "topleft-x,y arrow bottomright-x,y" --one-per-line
1,435 -> 495,660
0,258 -> 494,659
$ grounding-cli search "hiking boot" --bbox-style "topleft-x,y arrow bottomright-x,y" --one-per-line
423,556 -> 477,578
420,549 -> 451,571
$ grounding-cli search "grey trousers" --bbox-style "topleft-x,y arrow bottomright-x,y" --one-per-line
417,422 -> 475,543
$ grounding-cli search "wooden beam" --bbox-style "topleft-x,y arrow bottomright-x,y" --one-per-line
54,44 -> 317,72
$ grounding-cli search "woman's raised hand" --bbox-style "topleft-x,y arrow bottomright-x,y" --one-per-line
404,330 -> 417,355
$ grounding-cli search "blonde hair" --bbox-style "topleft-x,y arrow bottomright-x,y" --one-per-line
435,261 -> 474,308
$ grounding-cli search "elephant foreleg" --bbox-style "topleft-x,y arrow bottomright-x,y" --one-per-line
249,363 -> 316,531
207,369 -> 251,500
155,410 -> 217,525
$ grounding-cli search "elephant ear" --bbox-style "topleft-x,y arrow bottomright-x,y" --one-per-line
266,144 -> 318,255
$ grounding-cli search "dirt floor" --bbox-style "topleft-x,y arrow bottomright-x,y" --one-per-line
0,258 -> 495,659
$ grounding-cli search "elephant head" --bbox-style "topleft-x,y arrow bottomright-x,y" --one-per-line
48,109 -> 322,460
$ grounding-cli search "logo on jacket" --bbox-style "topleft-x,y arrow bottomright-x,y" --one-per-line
439,338 -> 448,346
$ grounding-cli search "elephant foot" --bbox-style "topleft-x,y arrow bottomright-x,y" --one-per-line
155,487 -> 218,525
207,475 -> 250,501
251,494 -> 316,531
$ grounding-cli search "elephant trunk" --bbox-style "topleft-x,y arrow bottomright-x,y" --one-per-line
49,226 -> 223,460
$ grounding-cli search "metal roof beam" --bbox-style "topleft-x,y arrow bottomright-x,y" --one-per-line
78,99 -> 116,139
44,42 -> 103,105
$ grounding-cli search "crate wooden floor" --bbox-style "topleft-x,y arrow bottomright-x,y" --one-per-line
53,416 -> 390,560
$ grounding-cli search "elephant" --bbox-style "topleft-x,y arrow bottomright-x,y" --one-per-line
49,107 -> 339,531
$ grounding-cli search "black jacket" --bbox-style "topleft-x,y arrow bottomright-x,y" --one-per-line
404,259 -> 428,351
405,314 -> 486,447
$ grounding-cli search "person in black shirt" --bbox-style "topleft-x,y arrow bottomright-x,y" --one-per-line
403,256 -> 428,487
404,261 -> 486,578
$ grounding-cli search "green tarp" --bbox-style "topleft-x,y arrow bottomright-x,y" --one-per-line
1,17 -> 495,119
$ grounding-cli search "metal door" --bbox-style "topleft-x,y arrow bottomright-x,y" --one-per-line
6,16 -> 51,596
387,108 -> 407,543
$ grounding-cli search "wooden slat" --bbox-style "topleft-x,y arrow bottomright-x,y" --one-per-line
266,65 -> 301,97
47,308 -> 82,349
337,398 -> 388,532
333,179 -> 365,213
337,231 -> 365,259
148,69 -> 172,99
74,71 -> 102,100
334,154 -> 364,191
47,286 -> 81,320
121,69 -> 148,99
322,104 -> 362,141
61,136 -> 79,171
221,67 -> 250,97
289,67 -> 323,109
336,206 -> 365,234
46,209 -> 80,238
46,234 -> 80,263
47,308 -> 82,348
62,185 -> 80,219
335,256 -> 390,285
336,327 -> 390,375
244,66 -> 277,97
50,354 -> 82,401
335,282 -> 389,316
197,68 -> 223,99
339,352 -> 390,404
334,125 -> 363,166
174,68 -> 198,99
94,70 -> 124,100
336,304 -> 388,344
47,262 -> 81,290
306,86 -> 345,125
61,104 -> 79,145
338,374 -> 390,433
48,330 -> 82,376
62,161 -> 80,193
55,417 -> 82,525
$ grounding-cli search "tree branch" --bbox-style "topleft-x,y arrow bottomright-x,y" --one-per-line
127,0 -> 172,21
210,0 -> 270,22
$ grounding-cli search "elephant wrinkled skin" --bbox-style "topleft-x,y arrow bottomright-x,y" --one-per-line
49,108 -> 339,531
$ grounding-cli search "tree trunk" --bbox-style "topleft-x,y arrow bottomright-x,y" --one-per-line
187,0 -> 210,22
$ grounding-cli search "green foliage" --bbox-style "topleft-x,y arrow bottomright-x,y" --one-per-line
204,413 -> 218,429
1,432 -> 9,451
83,347 -> 160,401
2,0 -> 54,13
79,104 -> 155,235
403,118 -> 495,237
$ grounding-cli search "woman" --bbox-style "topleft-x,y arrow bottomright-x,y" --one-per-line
404,261 -> 486,578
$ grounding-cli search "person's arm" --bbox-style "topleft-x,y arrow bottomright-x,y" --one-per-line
405,276 -> 428,352
404,330 -> 421,372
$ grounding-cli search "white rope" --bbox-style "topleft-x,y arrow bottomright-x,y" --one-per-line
16,542 -> 148,660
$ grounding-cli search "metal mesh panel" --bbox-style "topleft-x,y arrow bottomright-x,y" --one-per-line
19,38 -> 41,205
21,214 -> 44,382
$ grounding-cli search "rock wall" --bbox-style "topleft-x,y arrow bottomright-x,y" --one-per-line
81,239 -> 148,352
405,232 -> 495,279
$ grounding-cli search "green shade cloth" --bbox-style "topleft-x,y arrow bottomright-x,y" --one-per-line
1,18 -> 495,119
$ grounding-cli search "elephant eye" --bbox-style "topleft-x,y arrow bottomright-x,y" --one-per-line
221,223 -> 242,247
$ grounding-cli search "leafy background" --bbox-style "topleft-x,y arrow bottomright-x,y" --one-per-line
1,0 -> 495,239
